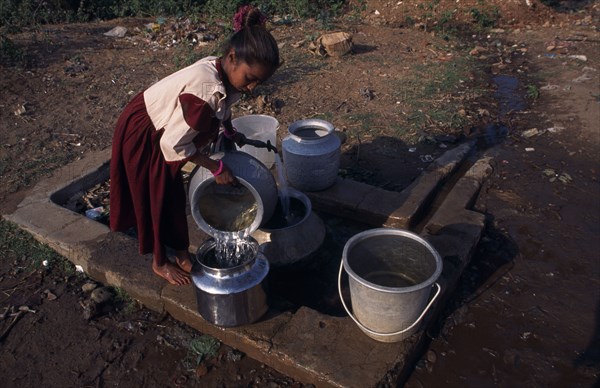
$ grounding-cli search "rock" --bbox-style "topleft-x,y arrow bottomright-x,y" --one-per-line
195,363 -> 209,377
227,349 -> 244,362
469,46 -> 487,56
80,300 -> 98,320
90,287 -> 113,304
310,32 -> 353,57
426,350 -> 437,364
44,289 -> 57,301
104,26 -> 128,38
81,282 -> 98,293
521,128 -> 540,138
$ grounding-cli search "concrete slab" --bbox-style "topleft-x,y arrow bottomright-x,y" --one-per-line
2,146 -> 491,387
306,142 -> 475,229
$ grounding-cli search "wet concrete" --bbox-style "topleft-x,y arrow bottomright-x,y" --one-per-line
3,142 -> 493,387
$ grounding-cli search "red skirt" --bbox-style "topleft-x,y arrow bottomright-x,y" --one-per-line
109,92 -> 188,266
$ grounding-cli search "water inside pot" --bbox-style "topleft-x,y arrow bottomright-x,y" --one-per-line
197,183 -> 258,232
261,196 -> 306,229
293,126 -> 329,138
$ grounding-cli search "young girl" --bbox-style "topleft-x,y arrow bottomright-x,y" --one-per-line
109,6 -> 279,285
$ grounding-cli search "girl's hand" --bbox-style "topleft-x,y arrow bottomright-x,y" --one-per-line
231,132 -> 247,148
213,162 -> 238,185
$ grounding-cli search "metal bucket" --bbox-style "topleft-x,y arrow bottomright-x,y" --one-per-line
192,238 -> 269,327
338,229 -> 442,342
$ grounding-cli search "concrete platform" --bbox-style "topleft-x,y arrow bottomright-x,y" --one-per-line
3,143 -> 493,387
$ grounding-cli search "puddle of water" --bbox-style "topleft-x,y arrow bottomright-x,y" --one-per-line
493,75 -> 526,118
473,75 -> 525,150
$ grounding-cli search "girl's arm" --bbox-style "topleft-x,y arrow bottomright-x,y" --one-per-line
190,152 -> 237,185
222,118 -> 246,147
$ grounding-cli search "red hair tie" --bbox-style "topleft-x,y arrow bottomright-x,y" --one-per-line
233,5 -> 267,32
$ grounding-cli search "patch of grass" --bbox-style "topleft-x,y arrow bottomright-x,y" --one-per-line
394,57 -> 481,137
311,112 -> 334,122
341,112 -> 379,133
183,334 -> 221,371
347,0 -> 367,22
0,34 -> 25,66
469,6 -> 500,30
0,219 -> 64,271
112,286 -> 138,314
525,84 -> 540,100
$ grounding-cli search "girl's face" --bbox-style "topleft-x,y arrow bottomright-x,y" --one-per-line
224,50 -> 274,95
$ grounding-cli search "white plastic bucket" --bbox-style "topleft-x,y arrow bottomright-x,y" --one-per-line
338,228 -> 442,342
232,115 -> 279,169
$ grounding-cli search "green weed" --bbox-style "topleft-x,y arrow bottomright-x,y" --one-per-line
469,7 -> 499,30
342,112 -> 378,133
183,334 -> 221,370
526,84 -> 540,100
0,220 -> 63,271
112,286 -> 138,313
0,34 -> 24,65
394,57 -> 480,136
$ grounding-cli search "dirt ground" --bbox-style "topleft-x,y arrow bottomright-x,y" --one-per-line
1,0 -> 599,387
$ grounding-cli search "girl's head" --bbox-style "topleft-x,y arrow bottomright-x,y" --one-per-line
222,6 -> 280,94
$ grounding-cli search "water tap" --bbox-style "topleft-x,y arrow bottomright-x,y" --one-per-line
239,137 -> 278,153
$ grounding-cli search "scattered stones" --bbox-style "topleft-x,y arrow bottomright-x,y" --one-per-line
104,26 -> 128,38
81,282 -> 98,293
546,125 -> 565,133
521,128 -> 540,138
469,46 -> 488,56
426,350 -> 437,364
90,287 -> 113,304
44,289 -> 58,301
13,104 -> 27,116
227,348 -> 244,362
80,299 -> 98,320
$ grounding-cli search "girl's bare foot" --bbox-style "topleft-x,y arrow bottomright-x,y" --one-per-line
174,250 -> 193,273
152,262 -> 190,285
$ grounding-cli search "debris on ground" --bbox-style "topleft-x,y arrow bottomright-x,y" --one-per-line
309,32 -> 353,57
522,128 -> 540,138
104,26 -> 128,38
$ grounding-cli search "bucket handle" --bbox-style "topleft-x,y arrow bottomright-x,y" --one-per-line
338,260 -> 442,338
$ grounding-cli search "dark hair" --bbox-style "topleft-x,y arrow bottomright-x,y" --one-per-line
223,7 -> 280,71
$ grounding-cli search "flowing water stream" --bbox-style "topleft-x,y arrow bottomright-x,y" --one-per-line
199,153 -> 291,268
274,153 -> 291,221
212,229 -> 256,268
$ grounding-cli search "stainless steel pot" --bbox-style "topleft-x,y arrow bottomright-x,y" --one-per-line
192,237 -> 269,327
